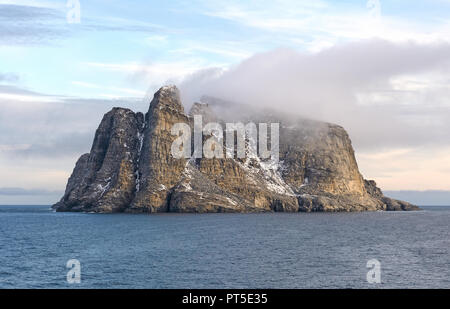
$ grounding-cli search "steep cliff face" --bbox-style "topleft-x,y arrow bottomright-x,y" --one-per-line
279,120 -> 382,212
53,85 -> 419,213
54,108 -> 144,212
127,86 -> 190,213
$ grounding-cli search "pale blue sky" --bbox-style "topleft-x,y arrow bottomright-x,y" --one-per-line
2,0 -> 450,98
1,0 -> 450,204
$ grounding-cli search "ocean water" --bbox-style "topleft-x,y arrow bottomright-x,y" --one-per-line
0,206 -> 448,289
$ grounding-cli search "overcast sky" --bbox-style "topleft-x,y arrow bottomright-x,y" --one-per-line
1,0 -> 450,204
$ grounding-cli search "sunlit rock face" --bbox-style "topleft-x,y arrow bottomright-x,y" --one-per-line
53,85 -> 419,213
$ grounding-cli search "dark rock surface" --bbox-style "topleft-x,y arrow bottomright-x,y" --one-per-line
53,85 -> 420,213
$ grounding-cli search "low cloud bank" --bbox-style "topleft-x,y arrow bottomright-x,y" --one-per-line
179,39 -> 450,152
0,187 -> 61,196
385,191 -> 450,206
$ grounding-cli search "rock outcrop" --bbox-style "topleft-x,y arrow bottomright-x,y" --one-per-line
53,85 -> 419,213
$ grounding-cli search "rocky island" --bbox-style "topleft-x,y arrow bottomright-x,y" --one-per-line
53,85 -> 419,213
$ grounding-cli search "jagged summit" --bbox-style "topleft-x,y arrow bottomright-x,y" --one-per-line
149,84 -> 184,113
53,85 -> 419,213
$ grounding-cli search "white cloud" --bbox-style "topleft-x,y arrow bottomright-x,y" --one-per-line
84,60 -> 226,95
202,0 -> 450,51
0,92 -> 63,103
0,144 -> 31,152
0,0 -> 62,9
168,44 -> 252,60
71,81 -> 146,98
178,40 -> 450,190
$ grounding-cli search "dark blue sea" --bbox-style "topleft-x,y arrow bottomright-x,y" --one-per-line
0,206 -> 448,289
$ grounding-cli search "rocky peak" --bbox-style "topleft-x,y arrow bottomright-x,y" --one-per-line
149,85 -> 184,114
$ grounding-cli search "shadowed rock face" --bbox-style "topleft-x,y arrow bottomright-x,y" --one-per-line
53,107 -> 144,213
53,85 -> 420,213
